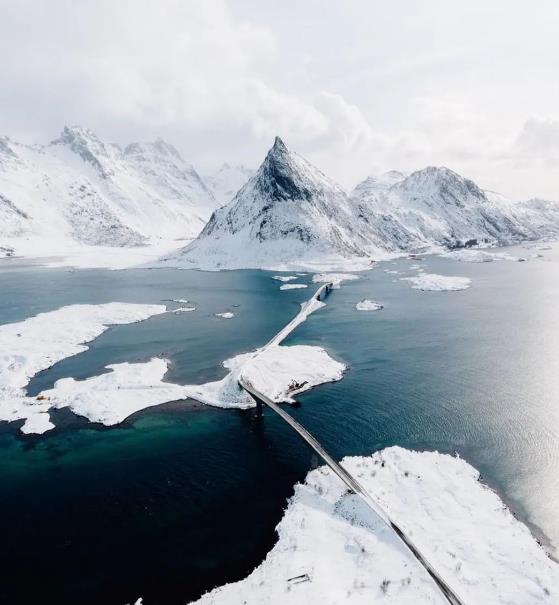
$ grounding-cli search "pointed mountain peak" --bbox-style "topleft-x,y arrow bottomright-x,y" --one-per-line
253,137 -> 342,203
56,125 -> 100,146
271,136 -> 288,154
124,139 -> 183,162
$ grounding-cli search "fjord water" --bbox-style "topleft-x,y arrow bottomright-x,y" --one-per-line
1,249 -> 558,605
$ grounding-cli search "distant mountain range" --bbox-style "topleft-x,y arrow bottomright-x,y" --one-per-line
1,127 -> 558,268
0,126 -> 225,255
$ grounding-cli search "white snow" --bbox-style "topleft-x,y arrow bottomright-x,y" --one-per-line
0,285 -> 339,433
161,140 -> 559,272
44,358 -> 194,425
273,275 -> 299,282
401,273 -> 472,291
204,163 -> 254,205
280,283 -> 307,290
312,273 -> 360,288
355,300 -> 383,311
215,312 -> 235,319
241,346 -> 345,403
172,306 -> 196,313
189,446 -> 559,605
441,249 -> 527,263
0,127 -> 218,268
0,303 -> 166,433
159,138 -> 385,271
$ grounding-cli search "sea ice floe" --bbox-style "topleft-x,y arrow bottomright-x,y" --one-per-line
172,306 -> 196,313
401,273 -> 471,291
273,275 -> 298,282
215,312 -> 235,319
355,300 -> 383,311
280,283 -> 307,290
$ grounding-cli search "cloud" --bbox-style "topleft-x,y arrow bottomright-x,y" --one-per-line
0,0 -> 558,199
512,119 -> 559,161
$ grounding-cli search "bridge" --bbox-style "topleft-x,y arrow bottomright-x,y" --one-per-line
238,283 -> 465,605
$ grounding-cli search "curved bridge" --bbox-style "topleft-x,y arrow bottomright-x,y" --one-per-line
238,284 -> 465,605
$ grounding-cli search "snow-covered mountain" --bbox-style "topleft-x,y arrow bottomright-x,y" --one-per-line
163,139 -> 559,270
351,166 -> 559,251
0,126 -> 217,259
204,163 -> 255,206
162,137 -> 376,270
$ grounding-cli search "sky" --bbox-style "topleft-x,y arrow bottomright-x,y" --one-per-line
1,0 -> 559,199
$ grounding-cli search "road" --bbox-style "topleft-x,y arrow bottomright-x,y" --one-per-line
237,283 -> 465,605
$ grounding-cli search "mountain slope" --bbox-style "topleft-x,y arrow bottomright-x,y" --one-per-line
0,126 -> 217,259
205,163 -> 255,206
162,137 -> 376,270
351,166 -> 559,251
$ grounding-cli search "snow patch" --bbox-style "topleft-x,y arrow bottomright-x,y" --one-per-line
312,273 -> 360,288
441,249 -> 527,263
401,273 -> 471,291
273,275 -> 298,282
356,300 -> 383,311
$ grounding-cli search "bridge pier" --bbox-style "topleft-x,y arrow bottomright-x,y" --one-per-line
255,399 -> 263,416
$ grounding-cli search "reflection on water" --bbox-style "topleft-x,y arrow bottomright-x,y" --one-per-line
0,246 -> 558,604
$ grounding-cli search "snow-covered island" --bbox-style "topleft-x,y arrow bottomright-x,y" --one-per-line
0,280 -> 347,433
190,447 -> 559,604
0,302 -> 166,433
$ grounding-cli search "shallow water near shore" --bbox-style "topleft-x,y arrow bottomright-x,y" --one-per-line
1,245 -> 558,604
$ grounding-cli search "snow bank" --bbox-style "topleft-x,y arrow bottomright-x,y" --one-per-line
273,275 -> 298,282
355,300 -> 383,311
280,283 -> 307,290
400,273 -> 471,291
2,237 -> 187,270
312,273 -> 360,289
190,447 -> 559,605
0,303 -> 166,433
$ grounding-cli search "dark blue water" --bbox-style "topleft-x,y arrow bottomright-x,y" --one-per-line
1,249 -> 558,605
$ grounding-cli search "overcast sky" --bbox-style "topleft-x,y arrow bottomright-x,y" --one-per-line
1,0 -> 559,198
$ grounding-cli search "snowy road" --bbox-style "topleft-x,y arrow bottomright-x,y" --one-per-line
238,285 -> 465,605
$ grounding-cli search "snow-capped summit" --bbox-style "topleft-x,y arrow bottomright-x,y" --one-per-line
351,165 -> 559,250
353,170 -> 407,199
164,137 -> 374,270
0,126 -> 218,261
205,162 -> 254,205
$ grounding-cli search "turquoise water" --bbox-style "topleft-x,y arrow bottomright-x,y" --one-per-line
1,249 -> 558,604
